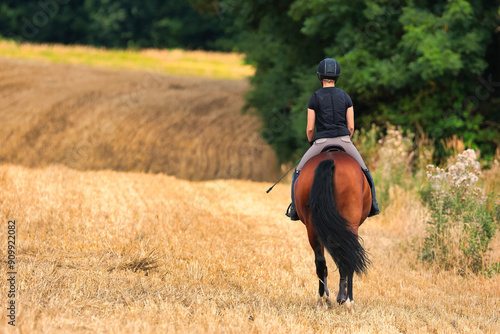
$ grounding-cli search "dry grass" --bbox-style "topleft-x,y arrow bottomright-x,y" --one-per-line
0,40 -> 254,80
0,45 -> 499,333
0,165 -> 498,333
440,135 -> 469,158
0,58 -> 278,181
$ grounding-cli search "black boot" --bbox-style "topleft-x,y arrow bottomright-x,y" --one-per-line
285,170 -> 300,221
362,169 -> 380,217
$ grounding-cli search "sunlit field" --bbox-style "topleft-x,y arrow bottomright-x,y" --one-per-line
0,39 -> 254,80
0,44 -> 499,333
0,164 -> 498,333
0,57 -> 276,182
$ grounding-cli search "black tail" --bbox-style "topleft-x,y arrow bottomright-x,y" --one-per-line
309,159 -> 370,276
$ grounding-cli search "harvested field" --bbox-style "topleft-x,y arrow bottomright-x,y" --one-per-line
0,164 -> 499,333
0,52 -> 499,334
0,58 -> 278,181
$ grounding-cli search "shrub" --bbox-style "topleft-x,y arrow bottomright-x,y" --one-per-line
421,149 -> 499,275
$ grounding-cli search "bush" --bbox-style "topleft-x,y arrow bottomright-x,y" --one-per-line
420,149 -> 499,275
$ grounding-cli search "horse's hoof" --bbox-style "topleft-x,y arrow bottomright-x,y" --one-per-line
316,295 -> 323,309
317,294 -> 333,310
317,299 -> 327,310
325,297 -> 333,309
345,299 -> 355,314
337,298 -> 346,305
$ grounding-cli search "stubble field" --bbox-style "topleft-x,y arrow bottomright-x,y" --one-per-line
0,164 -> 499,333
0,51 -> 499,333
0,57 -> 277,181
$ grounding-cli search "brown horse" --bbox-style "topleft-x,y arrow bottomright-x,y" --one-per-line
294,150 -> 371,312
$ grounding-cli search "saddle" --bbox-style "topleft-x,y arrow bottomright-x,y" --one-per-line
321,145 -> 346,153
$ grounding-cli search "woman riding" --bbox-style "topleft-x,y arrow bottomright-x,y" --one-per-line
286,58 -> 380,220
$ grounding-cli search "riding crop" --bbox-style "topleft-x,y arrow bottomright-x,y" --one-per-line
266,160 -> 300,193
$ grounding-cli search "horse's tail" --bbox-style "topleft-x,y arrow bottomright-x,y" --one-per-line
309,159 -> 370,276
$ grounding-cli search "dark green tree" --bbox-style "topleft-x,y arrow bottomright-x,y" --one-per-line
0,0 -> 233,50
214,0 -> 500,161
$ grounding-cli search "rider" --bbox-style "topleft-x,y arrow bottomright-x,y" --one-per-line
286,58 -> 380,220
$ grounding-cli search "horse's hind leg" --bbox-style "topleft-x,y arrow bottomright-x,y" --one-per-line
313,243 -> 332,309
337,271 -> 355,313
306,220 -> 332,309
337,274 -> 356,314
337,271 -> 347,305
345,274 -> 355,314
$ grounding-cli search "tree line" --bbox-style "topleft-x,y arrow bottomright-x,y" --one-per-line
201,0 -> 500,162
1,0 -> 499,161
0,0 -> 233,50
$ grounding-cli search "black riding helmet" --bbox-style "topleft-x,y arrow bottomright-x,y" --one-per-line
317,58 -> 341,82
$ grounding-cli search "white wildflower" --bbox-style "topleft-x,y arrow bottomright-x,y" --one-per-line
469,173 -> 478,184
455,162 -> 465,173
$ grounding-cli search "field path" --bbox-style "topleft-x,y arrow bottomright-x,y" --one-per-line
0,58 -> 278,181
0,165 -> 498,333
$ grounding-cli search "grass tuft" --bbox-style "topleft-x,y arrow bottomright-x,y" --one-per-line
110,250 -> 160,273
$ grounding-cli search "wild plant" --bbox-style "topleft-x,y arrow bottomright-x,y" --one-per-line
351,123 -> 382,170
421,149 -> 499,275
373,124 -> 414,207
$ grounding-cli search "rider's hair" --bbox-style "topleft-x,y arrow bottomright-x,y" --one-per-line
321,77 -> 338,84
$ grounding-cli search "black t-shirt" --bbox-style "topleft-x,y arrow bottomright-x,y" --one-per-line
308,87 -> 353,140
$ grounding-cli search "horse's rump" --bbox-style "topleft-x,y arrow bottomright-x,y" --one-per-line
293,150 -> 372,310
309,158 -> 370,276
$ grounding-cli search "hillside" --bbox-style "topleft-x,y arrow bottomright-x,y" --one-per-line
0,57 -> 278,181
0,164 -> 498,333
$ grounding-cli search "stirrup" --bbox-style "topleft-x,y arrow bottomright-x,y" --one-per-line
368,199 -> 380,217
285,203 -> 299,221
368,207 -> 380,217
362,168 -> 380,217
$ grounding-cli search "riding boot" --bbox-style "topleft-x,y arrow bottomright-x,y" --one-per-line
362,169 -> 380,217
285,170 -> 300,221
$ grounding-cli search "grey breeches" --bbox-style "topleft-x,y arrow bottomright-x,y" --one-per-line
296,136 -> 367,171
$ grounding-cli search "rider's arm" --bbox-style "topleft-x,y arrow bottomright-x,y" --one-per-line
307,108 -> 315,143
346,106 -> 354,138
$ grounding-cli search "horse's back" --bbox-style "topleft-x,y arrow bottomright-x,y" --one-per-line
295,151 -> 371,227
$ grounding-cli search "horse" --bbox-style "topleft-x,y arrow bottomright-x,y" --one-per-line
294,150 -> 371,313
